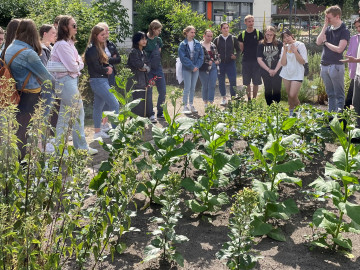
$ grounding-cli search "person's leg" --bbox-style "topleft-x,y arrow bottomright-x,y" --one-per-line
227,60 -> 237,97
272,73 -> 282,103
155,68 -> 166,117
146,87 -> 154,117
182,68 -> 192,106
218,62 -> 227,98
199,70 -> 209,103
242,61 -> 251,100
321,65 -> 336,112
252,62 -> 262,99
189,70 -> 199,106
56,76 -> 88,150
344,79 -> 354,109
262,72 -> 273,106
207,62 -> 218,103
353,75 -> 360,127
330,64 -> 345,112
288,81 -> 302,109
90,78 -> 106,131
131,88 -> 146,116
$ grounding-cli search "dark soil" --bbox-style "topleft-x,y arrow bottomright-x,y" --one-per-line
80,88 -> 360,270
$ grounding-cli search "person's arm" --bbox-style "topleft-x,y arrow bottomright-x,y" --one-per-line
55,42 -> 81,73
233,36 -> 241,57
340,55 -> 360,63
324,39 -> 348,54
316,18 -> 328,45
178,42 -> 194,70
108,41 -> 121,65
128,49 -> 147,70
85,47 -> 110,75
195,43 -> 204,70
280,46 -> 287,66
26,50 -> 54,83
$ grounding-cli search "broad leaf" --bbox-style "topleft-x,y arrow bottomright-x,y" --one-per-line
208,192 -> 229,206
333,237 -> 352,250
181,177 -> 204,192
187,199 -> 207,213
89,171 -> 107,191
267,227 -> 286,242
251,217 -> 272,236
173,252 -> 185,267
273,159 -> 304,173
281,117 -> 297,130
345,202 -> 360,225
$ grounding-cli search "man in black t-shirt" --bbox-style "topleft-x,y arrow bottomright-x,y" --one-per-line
238,15 -> 264,101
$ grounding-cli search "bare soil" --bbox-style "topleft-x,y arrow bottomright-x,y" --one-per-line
80,82 -> 360,270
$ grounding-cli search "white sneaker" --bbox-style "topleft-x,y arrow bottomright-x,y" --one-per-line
182,106 -> 191,114
149,115 -> 157,123
220,98 -> 227,106
101,122 -> 111,132
88,147 -> 98,155
93,131 -> 110,140
190,105 -> 198,113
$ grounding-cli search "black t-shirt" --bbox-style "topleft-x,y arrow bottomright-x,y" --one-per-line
257,41 -> 283,69
238,29 -> 264,62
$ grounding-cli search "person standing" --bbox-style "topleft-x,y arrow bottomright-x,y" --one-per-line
0,27 -> 4,54
316,5 -> 350,112
279,29 -> 307,116
178,25 -> 203,114
4,19 -> 54,159
344,17 -> 360,109
1,19 -> 21,59
51,15 -> 98,155
238,15 -> 264,101
214,22 -> 240,105
199,29 -> 220,107
85,25 -> 119,140
144,19 -> 166,121
257,26 -> 283,106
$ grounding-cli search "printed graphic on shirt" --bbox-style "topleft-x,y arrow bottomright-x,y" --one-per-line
263,45 -> 279,67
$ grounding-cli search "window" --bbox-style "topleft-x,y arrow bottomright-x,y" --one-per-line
191,1 -> 206,14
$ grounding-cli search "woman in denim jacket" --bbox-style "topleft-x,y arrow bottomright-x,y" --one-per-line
178,25 -> 204,114
85,25 -> 119,140
4,19 -> 54,159
51,15 -> 97,155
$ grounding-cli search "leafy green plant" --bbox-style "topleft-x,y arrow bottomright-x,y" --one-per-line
143,173 -> 189,267
182,116 -> 241,214
250,105 -> 304,241
139,87 -> 195,205
308,115 -> 360,254
217,188 -> 261,270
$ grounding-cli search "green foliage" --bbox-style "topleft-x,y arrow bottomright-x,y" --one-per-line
309,115 -> 360,254
217,188 -> 261,270
0,0 -> 32,26
28,0 -> 130,54
143,173 -> 188,266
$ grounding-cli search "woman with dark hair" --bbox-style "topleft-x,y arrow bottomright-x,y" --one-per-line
85,25 -> 119,139
4,19 -> 54,158
51,15 -> 98,155
144,19 -> 166,122
1,19 -> 21,59
126,31 -> 153,118
279,28 -> 307,116
257,26 -> 283,106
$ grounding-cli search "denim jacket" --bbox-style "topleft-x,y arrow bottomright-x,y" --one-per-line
5,40 -> 53,90
178,38 -> 204,71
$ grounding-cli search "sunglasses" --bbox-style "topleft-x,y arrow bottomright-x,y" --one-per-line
72,24 -> 77,29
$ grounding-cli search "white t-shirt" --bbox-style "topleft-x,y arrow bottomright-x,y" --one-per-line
279,41 -> 308,80
188,40 -> 194,59
105,46 -> 111,58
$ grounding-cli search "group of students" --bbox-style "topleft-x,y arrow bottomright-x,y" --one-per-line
176,15 -> 308,116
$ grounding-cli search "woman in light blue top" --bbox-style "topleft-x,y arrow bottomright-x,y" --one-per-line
178,25 -> 204,114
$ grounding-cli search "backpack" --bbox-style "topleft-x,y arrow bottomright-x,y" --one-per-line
241,29 -> 260,41
0,48 -> 31,106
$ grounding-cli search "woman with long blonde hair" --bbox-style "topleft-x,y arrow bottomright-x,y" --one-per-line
85,25 -> 119,139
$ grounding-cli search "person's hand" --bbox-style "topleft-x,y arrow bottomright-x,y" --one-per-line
284,44 -> 288,52
215,60 -> 220,65
106,67 -> 113,75
269,69 -> 276,77
209,60 -> 213,66
231,54 -> 236,60
290,43 -> 297,53
112,54 -> 117,58
340,56 -> 358,63
193,67 -> 198,72
324,16 -> 329,27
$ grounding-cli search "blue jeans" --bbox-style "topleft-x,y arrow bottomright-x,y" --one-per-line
219,60 -> 237,97
55,75 -> 88,150
199,62 -> 217,102
90,78 -> 119,128
182,68 -> 199,105
149,66 -> 166,116
320,64 -> 345,112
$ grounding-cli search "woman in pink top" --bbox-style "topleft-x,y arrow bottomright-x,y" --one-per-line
51,15 -> 97,155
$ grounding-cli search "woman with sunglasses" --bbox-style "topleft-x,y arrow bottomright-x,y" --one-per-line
51,15 -> 98,155
85,25 -> 119,140
279,28 -> 307,116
